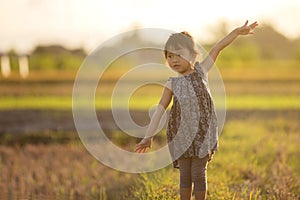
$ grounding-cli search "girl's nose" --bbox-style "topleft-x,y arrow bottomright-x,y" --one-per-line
172,55 -> 179,62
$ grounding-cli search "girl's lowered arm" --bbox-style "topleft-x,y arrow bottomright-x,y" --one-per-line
201,20 -> 258,73
135,86 -> 173,153
144,87 -> 173,139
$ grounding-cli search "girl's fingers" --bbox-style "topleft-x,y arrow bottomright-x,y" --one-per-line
135,143 -> 146,149
135,142 -> 145,148
249,22 -> 258,34
135,139 -> 151,153
134,145 -> 143,152
136,141 -> 150,148
136,148 -> 145,153
239,21 -> 258,35
138,148 -> 144,153
134,146 -> 149,153
249,22 -> 259,30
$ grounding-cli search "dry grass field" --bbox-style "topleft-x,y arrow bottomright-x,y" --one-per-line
0,61 -> 299,199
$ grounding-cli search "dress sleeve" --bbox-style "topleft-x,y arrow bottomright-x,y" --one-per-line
194,61 -> 207,77
165,78 -> 172,91
198,56 -> 214,74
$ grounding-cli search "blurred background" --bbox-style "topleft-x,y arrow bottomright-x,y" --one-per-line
0,0 -> 299,199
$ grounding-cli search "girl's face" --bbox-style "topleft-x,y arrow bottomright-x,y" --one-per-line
166,48 -> 194,74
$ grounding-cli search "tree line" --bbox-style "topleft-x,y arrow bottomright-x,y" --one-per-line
2,24 -> 300,71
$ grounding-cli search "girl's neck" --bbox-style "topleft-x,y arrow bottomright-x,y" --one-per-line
179,67 -> 194,76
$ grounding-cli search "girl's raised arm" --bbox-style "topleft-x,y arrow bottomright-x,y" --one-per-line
201,20 -> 258,73
134,86 -> 173,153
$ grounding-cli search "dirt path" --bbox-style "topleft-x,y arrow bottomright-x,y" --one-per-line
0,109 -> 299,135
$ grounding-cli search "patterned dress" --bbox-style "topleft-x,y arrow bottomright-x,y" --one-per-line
166,62 -> 218,169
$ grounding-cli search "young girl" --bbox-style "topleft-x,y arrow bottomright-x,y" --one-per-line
135,20 -> 258,200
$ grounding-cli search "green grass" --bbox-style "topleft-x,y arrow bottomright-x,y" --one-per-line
1,61 -> 299,199
1,95 -> 299,110
0,114 -> 299,199
127,117 -> 300,199
226,95 -> 300,110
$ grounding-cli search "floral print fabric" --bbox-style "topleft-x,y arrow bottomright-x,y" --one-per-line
166,62 -> 218,169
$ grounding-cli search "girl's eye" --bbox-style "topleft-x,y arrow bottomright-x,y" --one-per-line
168,54 -> 180,59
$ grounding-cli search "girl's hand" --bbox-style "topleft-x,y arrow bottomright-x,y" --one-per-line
237,20 -> 259,35
134,137 -> 153,153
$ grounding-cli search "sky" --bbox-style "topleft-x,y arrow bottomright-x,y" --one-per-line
1,0 -> 300,54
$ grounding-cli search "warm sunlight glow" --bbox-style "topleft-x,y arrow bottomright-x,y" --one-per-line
0,0 -> 299,53
1,56 -> 11,77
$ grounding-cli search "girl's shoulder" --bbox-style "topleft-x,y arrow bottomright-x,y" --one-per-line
194,61 -> 208,80
165,76 -> 185,92
165,78 -> 172,91
194,61 -> 205,74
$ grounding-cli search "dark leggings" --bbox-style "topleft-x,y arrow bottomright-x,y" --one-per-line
178,155 -> 209,191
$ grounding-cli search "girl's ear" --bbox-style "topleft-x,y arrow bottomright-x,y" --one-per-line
193,53 -> 197,60
189,53 -> 197,67
190,53 -> 197,63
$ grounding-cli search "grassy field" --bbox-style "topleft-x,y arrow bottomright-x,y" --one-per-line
0,61 -> 299,110
0,111 -> 299,199
128,115 -> 300,199
0,60 -> 299,199
0,95 -> 299,110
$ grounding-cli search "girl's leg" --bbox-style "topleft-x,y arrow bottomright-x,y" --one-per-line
194,191 -> 206,200
178,158 -> 192,200
180,188 -> 192,200
191,155 -> 209,200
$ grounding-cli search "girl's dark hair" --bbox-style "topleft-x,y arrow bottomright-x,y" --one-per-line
164,31 -> 198,58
